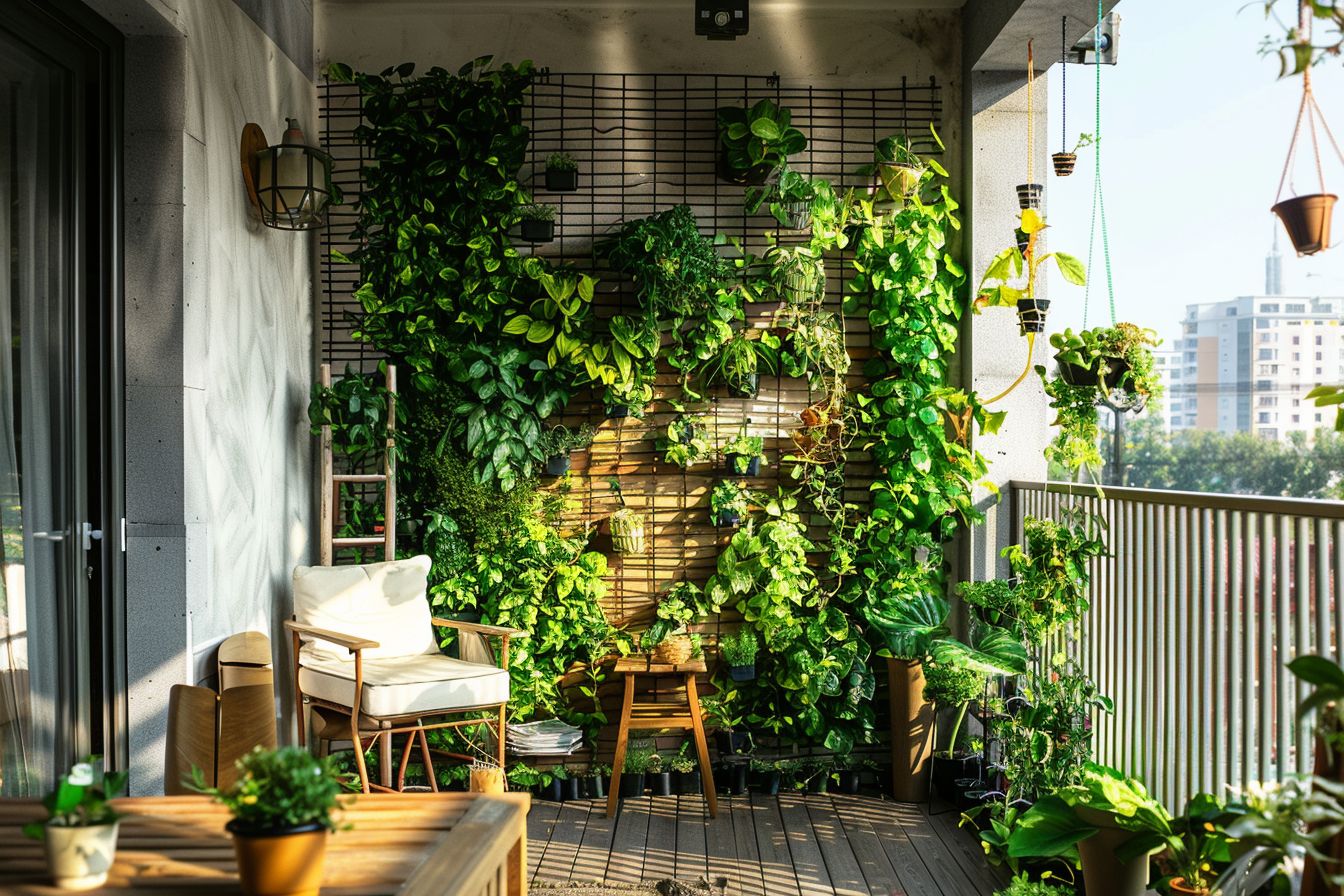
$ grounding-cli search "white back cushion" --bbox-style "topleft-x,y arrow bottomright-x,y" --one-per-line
292,556 -> 437,663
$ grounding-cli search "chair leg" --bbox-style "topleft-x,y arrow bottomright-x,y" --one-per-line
497,705 -> 507,770
417,728 -> 439,792
685,672 -> 718,818
350,714 -> 371,794
379,730 -> 393,790
396,730 -> 417,792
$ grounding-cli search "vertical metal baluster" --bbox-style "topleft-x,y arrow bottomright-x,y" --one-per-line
1260,513 -> 1275,780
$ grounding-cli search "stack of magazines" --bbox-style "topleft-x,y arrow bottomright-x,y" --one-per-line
506,719 -> 584,756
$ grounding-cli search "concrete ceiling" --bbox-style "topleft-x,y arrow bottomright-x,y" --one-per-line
967,0 -> 1123,72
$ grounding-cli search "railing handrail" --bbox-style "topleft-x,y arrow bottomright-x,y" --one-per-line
1011,479 -> 1344,520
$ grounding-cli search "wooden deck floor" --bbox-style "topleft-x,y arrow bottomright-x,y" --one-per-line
526,792 -> 1006,896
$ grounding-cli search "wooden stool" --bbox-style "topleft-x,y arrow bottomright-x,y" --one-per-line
606,656 -> 717,818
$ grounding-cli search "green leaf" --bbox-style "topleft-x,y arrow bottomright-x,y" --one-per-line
1007,796 -> 1094,858
750,118 -> 782,142
1052,252 -> 1087,286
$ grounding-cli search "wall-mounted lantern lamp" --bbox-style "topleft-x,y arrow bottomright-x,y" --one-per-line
239,119 -> 333,230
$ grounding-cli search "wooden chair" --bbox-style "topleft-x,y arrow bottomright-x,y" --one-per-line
286,555 -> 524,793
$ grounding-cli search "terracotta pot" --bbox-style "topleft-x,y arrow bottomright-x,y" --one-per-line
1074,806 -> 1154,896
1016,298 -> 1051,334
887,658 -> 935,803
1052,152 -> 1077,177
1016,182 -> 1043,209
1168,878 -> 1210,895
1273,193 -> 1336,256
229,822 -> 328,896
44,822 -> 120,891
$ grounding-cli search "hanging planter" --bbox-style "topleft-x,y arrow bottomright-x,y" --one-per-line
610,508 -> 645,555
1052,153 -> 1077,177
1016,298 -> 1051,334
544,152 -> 579,191
783,200 -> 812,231
1015,182 -> 1043,209
1272,65 -> 1342,256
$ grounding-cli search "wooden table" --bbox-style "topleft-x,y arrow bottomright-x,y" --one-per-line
606,655 -> 717,818
0,792 -> 529,895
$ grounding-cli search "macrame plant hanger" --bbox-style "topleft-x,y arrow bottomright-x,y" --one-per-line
1271,0 -> 1343,256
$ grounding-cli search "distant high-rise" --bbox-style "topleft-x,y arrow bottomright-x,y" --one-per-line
1266,229 -> 1282,296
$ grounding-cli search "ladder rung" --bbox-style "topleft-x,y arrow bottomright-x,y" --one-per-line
332,537 -> 387,548
333,474 -> 387,483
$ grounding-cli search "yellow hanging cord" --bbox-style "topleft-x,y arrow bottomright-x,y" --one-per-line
1026,40 -> 1035,183
985,332 -> 1037,405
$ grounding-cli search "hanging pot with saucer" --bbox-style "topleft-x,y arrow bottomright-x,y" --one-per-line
1271,70 -> 1342,257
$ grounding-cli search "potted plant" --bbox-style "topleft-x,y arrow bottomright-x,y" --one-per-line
716,98 -> 807,185
721,423 -> 766,476
747,166 -> 817,229
539,766 -> 565,802
558,765 -> 583,802
1040,325 -> 1162,478
659,413 -> 711,468
709,330 -> 779,398
192,746 -> 349,896
832,754 -> 871,795
22,757 -> 127,891
602,312 -> 660,418
749,758 -> 785,795
804,757 -> 833,794
640,581 -> 716,663
539,422 -> 596,476
859,134 -> 925,204
544,152 -> 579,191
646,754 -> 673,797
607,477 -> 645,555
704,694 -> 754,756
923,662 -> 986,802
720,627 -> 759,681
518,203 -> 556,243
1016,182 -> 1043,209
994,874 -> 1075,896
584,763 -> 611,799
619,745 -> 654,799
670,745 -> 701,795
765,244 -> 827,315
1052,132 -> 1094,178
1212,776 -> 1344,896
974,208 -> 1086,335
710,479 -> 751,527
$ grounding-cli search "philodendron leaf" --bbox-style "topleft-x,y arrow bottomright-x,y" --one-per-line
1007,795 -> 1094,859
1052,251 -> 1087,286
930,623 -> 1028,676
864,593 -> 949,660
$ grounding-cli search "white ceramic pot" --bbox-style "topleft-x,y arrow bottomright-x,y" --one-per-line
43,821 -> 120,890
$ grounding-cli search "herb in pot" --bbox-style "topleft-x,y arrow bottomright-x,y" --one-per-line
518,203 -> 557,243
720,628 -> 759,681
544,152 -> 579,191
23,757 -> 128,892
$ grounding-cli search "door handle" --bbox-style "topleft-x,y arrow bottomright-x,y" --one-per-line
31,530 -> 65,542
82,522 -> 103,551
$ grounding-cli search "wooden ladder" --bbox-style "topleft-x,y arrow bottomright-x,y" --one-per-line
318,362 -> 397,565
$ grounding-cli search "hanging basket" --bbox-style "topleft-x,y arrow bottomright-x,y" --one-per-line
1016,298 -> 1050,334
610,509 -> 645,555
876,162 -> 922,202
1273,193 -> 1337,256
1016,183 -> 1043,210
1052,152 -> 1077,177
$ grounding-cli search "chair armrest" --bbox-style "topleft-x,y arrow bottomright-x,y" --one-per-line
284,620 -> 379,653
431,618 -> 528,639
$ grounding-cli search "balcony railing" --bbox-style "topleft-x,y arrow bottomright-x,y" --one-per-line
1010,480 -> 1344,809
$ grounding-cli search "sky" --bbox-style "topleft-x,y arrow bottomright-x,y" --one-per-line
1043,0 -> 1344,346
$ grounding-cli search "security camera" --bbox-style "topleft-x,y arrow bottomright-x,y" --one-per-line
696,0 -> 748,40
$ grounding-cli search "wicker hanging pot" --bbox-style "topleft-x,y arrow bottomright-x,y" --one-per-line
1272,64 -> 1342,256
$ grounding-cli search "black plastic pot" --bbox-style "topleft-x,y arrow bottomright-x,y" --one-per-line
1014,227 -> 1030,253
729,664 -> 756,682
545,453 -> 571,476
715,730 -> 753,755
725,455 -> 761,477
715,510 -> 742,528
726,373 -> 759,399
619,772 -> 646,798
545,167 -> 579,192
1058,357 -> 1131,392
724,762 -> 749,795
562,777 -> 582,801
583,774 -> 607,799
1016,298 -> 1050,334
675,770 -> 703,795
751,770 -> 782,795
520,219 -> 555,243
1016,182 -> 1043,210
932,754 -> 981,802
835,769 -> 861,795
606,404 -> 631,420
807,773 -> 830,794
649,771 -> 673,797
539,779 -> 564,802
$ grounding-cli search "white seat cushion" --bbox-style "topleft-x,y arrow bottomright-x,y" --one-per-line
292,556 -> 437,663
298,653 -> 510,718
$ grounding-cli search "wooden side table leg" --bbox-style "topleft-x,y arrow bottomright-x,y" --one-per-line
607,673 -> 636,818
685,673 -> 718,818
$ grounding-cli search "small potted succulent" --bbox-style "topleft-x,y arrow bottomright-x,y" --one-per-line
1052,132 -> 1094,178
193,746 -> 350,896
709,330 -> 779,398
716,98 -> 807,185
710,479 -> 751,527
659,414 -> 711,468
23,757 -> 127,891
518,203 -> 556,243
974,208 -> 1086,335
721,423 -> 766,476
544,152 -> 579,191
539,422 -> 596,476
720,627 -> 759,681
607,477 -> 646,555
620,745 -> 654,799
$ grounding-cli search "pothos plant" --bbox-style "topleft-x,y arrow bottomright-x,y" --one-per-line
658,413 -> 711,468
307,362 -> 405,468
331,58 -> 627,493
845,128 -> 999,612
973,207 -> 1086,322
704,491 -> 876,753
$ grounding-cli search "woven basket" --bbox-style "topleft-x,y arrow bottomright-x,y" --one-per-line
652,635 -> 694,664
611,510 -> 645,555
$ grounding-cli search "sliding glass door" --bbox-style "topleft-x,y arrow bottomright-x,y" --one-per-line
0,3 -> 121,795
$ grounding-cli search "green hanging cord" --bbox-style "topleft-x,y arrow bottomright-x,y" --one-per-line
1082,0 -> 1117,328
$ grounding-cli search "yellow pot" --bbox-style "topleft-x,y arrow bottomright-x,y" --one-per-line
230,822 -> 328,896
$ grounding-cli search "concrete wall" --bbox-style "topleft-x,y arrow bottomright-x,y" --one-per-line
85,0 -> 315,794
